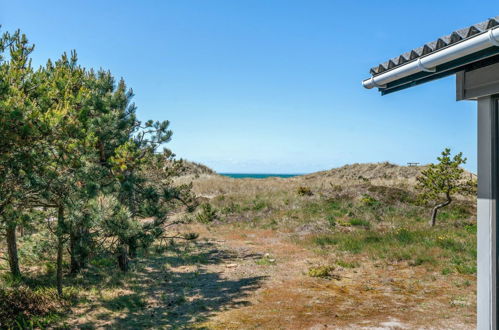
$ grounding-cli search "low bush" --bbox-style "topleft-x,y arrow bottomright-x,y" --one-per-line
196,203 -> 218,223
297,186 -> 313,196
307,265 -> 338,279
252,198 -> 269,211
0,286 -> 69,328
360,194 -> 378,207
220,201 -> 242,215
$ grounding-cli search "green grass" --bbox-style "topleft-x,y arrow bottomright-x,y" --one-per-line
335,260 -> 360,269
326,215 -> 336,228
255,256 -> 276,266
203,183 -> 476,276
105,293 -> 146,311
309,226 -> 476,273
349,218 -> 371,229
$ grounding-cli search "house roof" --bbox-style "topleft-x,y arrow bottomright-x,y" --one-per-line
370,16 -> 499,77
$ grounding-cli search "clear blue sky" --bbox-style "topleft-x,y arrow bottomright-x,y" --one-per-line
2,1 -> 496,173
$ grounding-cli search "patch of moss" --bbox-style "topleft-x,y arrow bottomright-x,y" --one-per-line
307,265 -> 338,279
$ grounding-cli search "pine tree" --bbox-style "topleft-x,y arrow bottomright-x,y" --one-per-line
416,148 -> 476,227
0,28 -> 197,290
0,30 -> 39,278
33,51 -> 96,295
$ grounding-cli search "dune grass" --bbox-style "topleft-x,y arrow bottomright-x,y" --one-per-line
189,165 -> 476,276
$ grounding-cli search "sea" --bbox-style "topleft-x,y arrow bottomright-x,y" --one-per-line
220,173 -> 301,179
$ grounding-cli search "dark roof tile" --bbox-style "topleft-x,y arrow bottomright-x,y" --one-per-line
435,38 -> 448,50
370,16 -> 499,76
449,32 -> 462,43
466,26 -> 481,37
409,50 -> 419,60
487,18 -> 499,29
397,55 -> 408,65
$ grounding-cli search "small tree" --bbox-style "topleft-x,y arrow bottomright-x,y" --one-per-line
416,148 -> 475,227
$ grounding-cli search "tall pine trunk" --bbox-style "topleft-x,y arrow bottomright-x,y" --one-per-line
70,230 -> 86,274
6,222 -> 21,278
69,231 -> 80,274
56,206 -> 64,296
117,242 -> 129,272
128,237 -> 138,258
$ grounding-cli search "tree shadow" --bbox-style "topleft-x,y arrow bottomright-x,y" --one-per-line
75,240 -> 267,329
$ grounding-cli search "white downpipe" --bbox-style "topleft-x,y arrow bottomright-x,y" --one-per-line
362,27 -> 499,89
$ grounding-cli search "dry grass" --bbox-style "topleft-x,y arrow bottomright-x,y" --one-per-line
178,161 -> 475,197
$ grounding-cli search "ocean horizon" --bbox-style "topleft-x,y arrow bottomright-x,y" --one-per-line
220,173 -> 302,179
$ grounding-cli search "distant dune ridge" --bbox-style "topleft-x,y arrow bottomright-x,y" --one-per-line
304,161 -> 475,181
173,162 -> 476,205
304,162 -> 424,180
174,159 -> 217,176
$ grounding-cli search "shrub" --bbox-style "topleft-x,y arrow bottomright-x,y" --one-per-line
0,286 -> 68,328
297,186 -> 313,196
196,203 -> 218,223
307,265 -> 338,279
349,218 -> 371,229
183,232 -> 199,240
326,215 -> 336,228
221,202 -> 242,214
252,199 -> 268,211
360,194 -> 379,207
358,175 -> 370,182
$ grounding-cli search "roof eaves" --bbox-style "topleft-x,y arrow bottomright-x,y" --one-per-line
370,16 -> 499,76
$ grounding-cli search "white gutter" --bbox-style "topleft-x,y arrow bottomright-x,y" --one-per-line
362,27 -> 499,89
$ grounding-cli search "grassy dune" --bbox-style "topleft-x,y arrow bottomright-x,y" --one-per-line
180,162 -> 477,327
183,162 -> 476,278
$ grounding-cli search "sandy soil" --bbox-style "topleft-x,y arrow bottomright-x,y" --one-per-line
65,222 -> 475,329
194,224 -> 475,330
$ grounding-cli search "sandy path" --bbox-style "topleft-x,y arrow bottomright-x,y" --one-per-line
192,224 -> 475,330
64,223 -> 475,329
